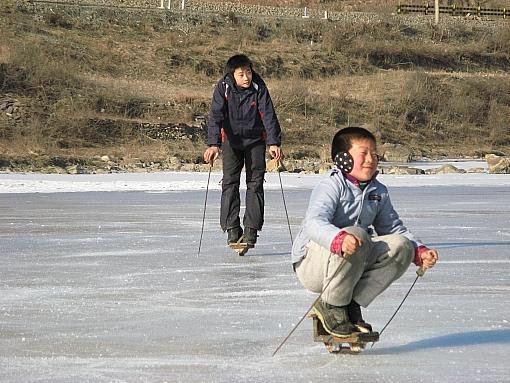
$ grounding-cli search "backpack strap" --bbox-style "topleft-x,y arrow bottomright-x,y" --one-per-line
223,82 -> 230,100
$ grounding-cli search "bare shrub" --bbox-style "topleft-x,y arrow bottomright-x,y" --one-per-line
488,101 -> 510,146
0,42 -> 10,64
398,72 -> 446,122
448,78 -> 491,126
162,137 -> 205,163
43,11 -> 73,29
324,18 -> 405,55
192,58 -> 221,77
166,52 -> 191,70
120,140 -> 170,163
121,97 -> 150,119
394,72 -> 452,143
181,98 -> 210,124
253,22 -> 274,41
226,11 -> 239,26
49,118 -> 138,149
449,77 -> 510,128
394,73 -> 510,149
0,115 -> 13,139
3,42 -> 81,98
257,55 -> 286,78
92,91 -> 154,119
362,41 -> 460,71
484,26 -> 510,54
279,19 -> 325,44
271,78 -> 311,115
426,21 -> 483,43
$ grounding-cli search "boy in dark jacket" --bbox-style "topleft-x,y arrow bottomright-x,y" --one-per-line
203,54 -> 283,246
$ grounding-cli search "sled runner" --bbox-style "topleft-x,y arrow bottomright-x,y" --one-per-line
228,242 -> 253,256
310,313 -> 379,354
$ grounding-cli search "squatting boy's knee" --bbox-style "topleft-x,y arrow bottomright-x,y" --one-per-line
341,226 -> 373,259
392,235 -> 414,265
343,227 -> 372,247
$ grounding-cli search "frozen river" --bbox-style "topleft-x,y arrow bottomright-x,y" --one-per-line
1,171 -> 509,382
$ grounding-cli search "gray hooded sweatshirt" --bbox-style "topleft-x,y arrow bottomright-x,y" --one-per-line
291,168 -> 424,264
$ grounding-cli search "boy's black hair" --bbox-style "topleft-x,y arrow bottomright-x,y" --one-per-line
225,54 -> 253,76
331,126 -> 377,161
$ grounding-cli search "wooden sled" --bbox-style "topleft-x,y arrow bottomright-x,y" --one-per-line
310,313 -> 379,354
228,242 -> 253,256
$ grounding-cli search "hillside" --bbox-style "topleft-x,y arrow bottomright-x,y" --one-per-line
1,0 -> 510,173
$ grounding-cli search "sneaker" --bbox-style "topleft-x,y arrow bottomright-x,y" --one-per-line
227,227 -> 243,244
242,227 -> 258,246
348,300 -> 373,333
312,298 -> 358,337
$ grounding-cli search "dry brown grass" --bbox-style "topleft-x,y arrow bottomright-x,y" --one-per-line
1,0 -> 510,169
0,44 -> 10,64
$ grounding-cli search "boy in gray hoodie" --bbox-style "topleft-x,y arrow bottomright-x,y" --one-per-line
291,127 -> 438,337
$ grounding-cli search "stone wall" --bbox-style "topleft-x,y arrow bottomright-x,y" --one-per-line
22,0 -> 506,32
25,0 -> 323,18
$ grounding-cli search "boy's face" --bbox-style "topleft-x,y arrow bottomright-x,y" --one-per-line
233,66 -> 253,89
348,138 -> 378,181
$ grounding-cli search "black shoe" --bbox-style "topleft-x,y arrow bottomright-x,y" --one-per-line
312,299 -> 358,337
227,227 -> 243,244
242,227 -> 258,246
348,300 -> 373,333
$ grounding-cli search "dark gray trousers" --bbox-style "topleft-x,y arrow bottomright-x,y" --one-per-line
220,140 -> 266,231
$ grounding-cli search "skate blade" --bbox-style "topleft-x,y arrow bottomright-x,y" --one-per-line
228,243 -> 254,250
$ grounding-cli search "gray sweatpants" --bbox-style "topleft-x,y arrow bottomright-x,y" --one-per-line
295,226 -> 414,307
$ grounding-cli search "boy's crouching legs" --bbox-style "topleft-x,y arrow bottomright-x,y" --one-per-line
294,227 -> 374,336
295,227 -> 372,307
353,234 -> 414,307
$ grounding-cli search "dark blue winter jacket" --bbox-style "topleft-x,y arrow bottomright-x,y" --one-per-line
207,72 -> 282,150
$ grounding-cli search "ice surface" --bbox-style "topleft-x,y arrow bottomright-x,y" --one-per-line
1,169 -> 509,382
